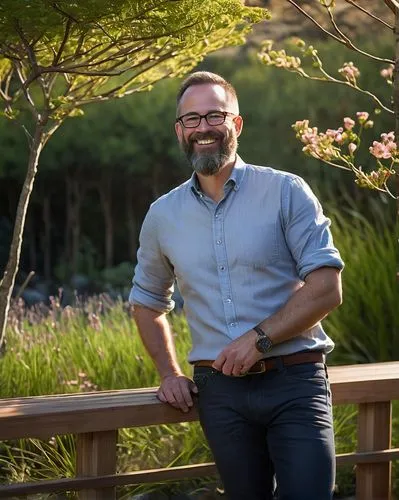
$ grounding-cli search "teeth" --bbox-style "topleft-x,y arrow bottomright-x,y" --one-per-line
197,139 -> 216,145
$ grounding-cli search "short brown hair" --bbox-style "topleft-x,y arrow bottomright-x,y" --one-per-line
176,71 -> 237,106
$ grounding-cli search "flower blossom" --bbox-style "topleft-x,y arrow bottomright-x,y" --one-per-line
380,64 -> 394,81
343,117 -> 355,131
326,128 -> 344,144
348,143 -> 357,155
338,62 -> 360,84
355,167 -> 393,189
356,112 -> 369,124
369,131 -> 396,159
292,120 -> 340,161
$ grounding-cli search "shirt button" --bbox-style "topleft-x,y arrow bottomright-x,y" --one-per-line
230,322 -> 236,327
226,298 -> 232,303
219,265 -> 225,271
216,240 -> 222,245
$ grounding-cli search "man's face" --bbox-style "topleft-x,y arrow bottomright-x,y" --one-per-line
175,84 -> 243,176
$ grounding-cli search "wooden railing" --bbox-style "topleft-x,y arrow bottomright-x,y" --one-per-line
0,361 -> 398,500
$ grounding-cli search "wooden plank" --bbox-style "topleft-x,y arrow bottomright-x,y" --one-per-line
0,463 -> 219,497
356,402 -> 392,500
0,389 -> 199,440
0,362 -> 398,440
336,449 -> 399,466
76,430 -> 117,500
329,363 -> 399,405
1,446 -> 399,498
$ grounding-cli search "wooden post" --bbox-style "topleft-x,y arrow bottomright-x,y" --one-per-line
356,402 -> 392,500
76,430 -> 118,500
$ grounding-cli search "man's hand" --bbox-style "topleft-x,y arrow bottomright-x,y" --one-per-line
213,329 -> 264,376
157,374 -> 198,413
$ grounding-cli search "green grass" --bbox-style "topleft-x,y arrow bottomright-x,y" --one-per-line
324,206 -> 397,365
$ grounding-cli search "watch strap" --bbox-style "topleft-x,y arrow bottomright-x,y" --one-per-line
253,325 -> 268,338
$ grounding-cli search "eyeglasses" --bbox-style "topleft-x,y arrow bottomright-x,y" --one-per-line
176,111 -> 237,129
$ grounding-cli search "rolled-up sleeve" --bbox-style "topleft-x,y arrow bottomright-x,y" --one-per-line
282,177 -> 344,281
129,205 -> 175,313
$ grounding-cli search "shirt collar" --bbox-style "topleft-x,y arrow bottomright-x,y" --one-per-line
189,155 -> 247,197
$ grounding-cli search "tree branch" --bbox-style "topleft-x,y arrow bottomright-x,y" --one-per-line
383,0 -> 399,13
53,17 -> 74,65
14,20 -> 40,75
286,0 -> 343,43
282,64 -> 394,114
327,7 -> 394,64
344,0 -> 394,30
93,49 -> 176,99
287,0 -> 394,64
13,62 -> 38,118
73,54 -> 178,105
51,2 -> 79,24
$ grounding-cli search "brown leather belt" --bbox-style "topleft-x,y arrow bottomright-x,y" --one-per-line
194,351 -> 325,375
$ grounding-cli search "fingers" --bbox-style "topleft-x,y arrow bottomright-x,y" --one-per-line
157,375 -> 197,413
213,330 -> 261,376
212,353 -> 226,371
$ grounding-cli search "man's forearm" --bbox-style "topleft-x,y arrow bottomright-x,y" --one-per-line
133,305 -> 183,379
258,267 -> 342,345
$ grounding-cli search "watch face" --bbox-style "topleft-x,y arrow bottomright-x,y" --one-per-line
256,335 -> 273,353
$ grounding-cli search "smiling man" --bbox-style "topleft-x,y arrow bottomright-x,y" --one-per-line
130,72 -> 344,500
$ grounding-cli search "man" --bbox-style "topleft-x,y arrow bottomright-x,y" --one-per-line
130,71 -> 344,500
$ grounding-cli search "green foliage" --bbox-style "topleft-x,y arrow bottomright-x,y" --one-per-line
325,205 -> 397,364
0,0 -> 269,123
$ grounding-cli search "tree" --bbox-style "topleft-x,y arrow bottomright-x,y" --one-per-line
0,0 -> 268,348
256,0 -> 397,204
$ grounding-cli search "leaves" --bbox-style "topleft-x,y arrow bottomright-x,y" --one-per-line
0,0 -> 269,122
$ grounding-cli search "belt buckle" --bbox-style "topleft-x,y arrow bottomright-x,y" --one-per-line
248,360 -> 267,375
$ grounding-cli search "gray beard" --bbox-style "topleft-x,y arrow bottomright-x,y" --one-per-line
190,150 -> 229,176
182,130 -> 237,177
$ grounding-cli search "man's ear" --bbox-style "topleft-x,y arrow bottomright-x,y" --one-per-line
175,121 -> 183,142
234,115 -> 243,138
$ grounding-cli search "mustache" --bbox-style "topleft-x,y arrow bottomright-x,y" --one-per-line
189,131 -> 223,142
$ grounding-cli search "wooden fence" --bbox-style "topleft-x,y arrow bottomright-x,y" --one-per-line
0,361 -> 398,500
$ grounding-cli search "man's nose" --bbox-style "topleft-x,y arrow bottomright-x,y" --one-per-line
195,116 -> 212,132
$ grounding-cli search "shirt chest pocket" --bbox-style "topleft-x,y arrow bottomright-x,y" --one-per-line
227,221 -> 282,268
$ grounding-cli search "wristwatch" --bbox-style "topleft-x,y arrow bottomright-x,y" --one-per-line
253,325 -> 273,353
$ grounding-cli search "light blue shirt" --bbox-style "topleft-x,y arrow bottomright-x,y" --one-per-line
130,157 -> 344,362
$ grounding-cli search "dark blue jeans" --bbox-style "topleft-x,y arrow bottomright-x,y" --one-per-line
193,359 -> 335,500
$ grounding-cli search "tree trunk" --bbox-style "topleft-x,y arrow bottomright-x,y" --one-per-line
395,7 -> 398,281
394,7 -> 399,215
151,163 -> 162,199
125,182 -> 137,261
65,175 -> 73,268
27,214 -> 37,272
99,177 -> 114,269
0,123 -> 46,348
42,195 -> 51,283
71,178 -> 82,275
65,174 -> 83,276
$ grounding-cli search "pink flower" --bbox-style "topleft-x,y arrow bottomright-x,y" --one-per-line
348,143 -> 357,154
326,128 -> 344,144
343,117 -> 355,131
356,112 -> 369,124
293,120 -> 309,131
369,131 -> 396,159
380,65 -> 394,81
338,62 -> 360,83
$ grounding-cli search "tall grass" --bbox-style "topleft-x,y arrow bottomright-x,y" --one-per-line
325,205 -> 397,364
0,206 -> 397,498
